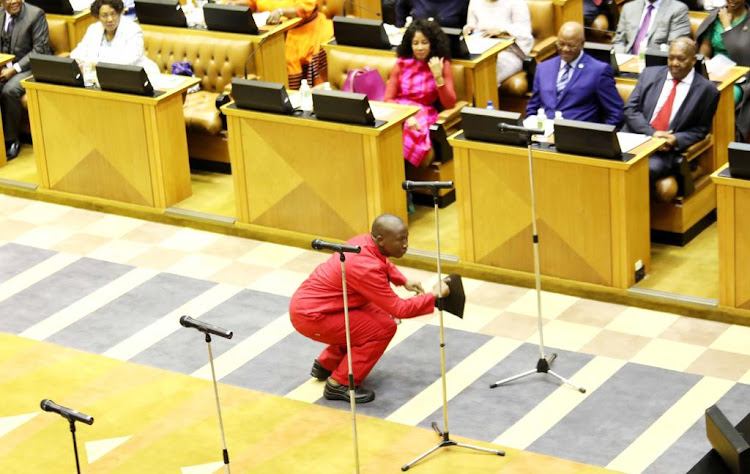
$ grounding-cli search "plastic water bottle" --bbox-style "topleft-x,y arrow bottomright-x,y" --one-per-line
486,100 -> 494,110
637,38 -> 648,72
299,79 -> 312,111
323,81 -> 332,91
537,107 -> 546,130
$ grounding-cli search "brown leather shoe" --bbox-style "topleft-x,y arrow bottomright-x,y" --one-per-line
324,378 -> 375,404
654,176 -> 678,203
310,359 -> 331,381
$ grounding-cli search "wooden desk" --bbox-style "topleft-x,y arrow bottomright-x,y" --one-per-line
617,62 -> 749,171
449,134 -> 664,288
712,165 -> 750,309
24,75 -> 199,207
47,11 -> 97,48
347,0 -> 382,19
223,102 -> 418,239
0,53 -> 14,168
323,39 -> 513,109
141,20 -> 298,87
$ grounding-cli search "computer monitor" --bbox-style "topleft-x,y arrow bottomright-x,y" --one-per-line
135,0 -> 187,28
96,63 -> 156,96
231,79 -> 295,114
312,89 -> 384,127
645,49 -> 709,78
705,405 -> 750,474
30,54 -> 84,87
584,41 -> 619,75
26,0 -> 75,14
554,118 -> 624,160
332,16 -> 391,50
460,107 -> 527,146
203,4 -> 258,35
728,142 -> 750,180
442,27 -> 470,60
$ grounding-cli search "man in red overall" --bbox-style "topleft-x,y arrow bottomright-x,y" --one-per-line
290,214 -> 450,403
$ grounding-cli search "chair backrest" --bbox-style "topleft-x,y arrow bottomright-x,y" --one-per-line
616,81 -> 635,104
325,47 -> 467,103
689,11 -> 708,39
318,0 -> 345,19
527,0 -> 556,44
142,30 -> 252,92
48,18 -> 70,55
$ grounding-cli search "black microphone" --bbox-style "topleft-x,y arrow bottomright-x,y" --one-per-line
498,122 -> 545,135
40,399 -> 94,425
344,0 -> 382,17
179,315 -> 233,339
402,180 -> 454,191
311,239 -> 362,253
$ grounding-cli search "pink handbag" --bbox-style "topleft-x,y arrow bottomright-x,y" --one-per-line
342,68 -> 386,101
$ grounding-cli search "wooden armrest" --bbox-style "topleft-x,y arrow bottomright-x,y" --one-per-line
437,100 -> 469,130
531,37 -> 557,61
683,135 -> 713,161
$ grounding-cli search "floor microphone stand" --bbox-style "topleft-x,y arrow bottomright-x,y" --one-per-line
205,333 -> 232,473
401,181 -> 504,471
489,125 -> 586,393
69,419 -> 81,474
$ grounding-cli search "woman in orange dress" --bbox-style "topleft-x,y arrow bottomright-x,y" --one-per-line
248,0 -> 333,89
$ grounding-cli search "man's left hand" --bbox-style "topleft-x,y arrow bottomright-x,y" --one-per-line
653,131 -> 677,152
404,280 -> 424,294
0,67 -> 17,82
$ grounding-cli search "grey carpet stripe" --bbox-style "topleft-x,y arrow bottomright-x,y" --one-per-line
220,331 -> 323,395
46,272 -> 215,353
528,363 -> 702,467
317,325 -> 492,418
418,343 -> 593,440
131,289 -> 290,374
644,382 -> 750,474
0,243 -> 56,284
0,257 -> 131,334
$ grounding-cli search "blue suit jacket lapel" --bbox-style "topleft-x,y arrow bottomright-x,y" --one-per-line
557,54 -> 585,103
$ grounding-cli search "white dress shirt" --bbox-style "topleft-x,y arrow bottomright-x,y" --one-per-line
649,68 -> 694,126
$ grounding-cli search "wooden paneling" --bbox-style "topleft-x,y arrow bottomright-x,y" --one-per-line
714,168 -> 750,309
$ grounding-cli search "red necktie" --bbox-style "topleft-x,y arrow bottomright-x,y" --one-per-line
650,79 -> 680,132
593,0 -> 602,6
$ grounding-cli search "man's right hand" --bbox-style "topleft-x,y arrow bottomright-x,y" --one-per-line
432,278 -> 451,298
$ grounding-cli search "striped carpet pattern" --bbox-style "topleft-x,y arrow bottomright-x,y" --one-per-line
1,194 -> 750,473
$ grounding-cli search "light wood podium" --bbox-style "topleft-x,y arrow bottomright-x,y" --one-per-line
449,133 -> 664,289
712,165 -> 750,309
24,75 -> 199,208
223,102 -> 418,240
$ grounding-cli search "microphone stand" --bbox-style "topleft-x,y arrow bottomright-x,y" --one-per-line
69,419 -> 81,474
401,181 -> 504,471
489,124 -> 586,393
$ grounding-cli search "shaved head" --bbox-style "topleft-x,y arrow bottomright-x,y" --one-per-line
371,214 -> 409,258
557,22 -> 585,64
559,21 -> 584,41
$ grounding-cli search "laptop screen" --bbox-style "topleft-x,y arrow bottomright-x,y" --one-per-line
231,79 -> 295,114
30,54 -> 84,88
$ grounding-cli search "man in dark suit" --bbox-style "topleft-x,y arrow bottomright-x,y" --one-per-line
623,37 -> 719,201
0,0 -> 51,159
526,21 -> 623,126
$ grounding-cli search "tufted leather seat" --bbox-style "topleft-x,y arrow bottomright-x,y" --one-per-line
143,30 -> 252,161
498,0 -> 558,111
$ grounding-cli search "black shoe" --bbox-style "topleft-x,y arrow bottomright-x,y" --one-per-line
674,155 -> 695,197
324,378 -> 375,404
310,359 -> 331,381
6,140 -> 19,160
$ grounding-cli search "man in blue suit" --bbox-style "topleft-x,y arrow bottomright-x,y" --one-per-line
526,22 -> 623,126
623,37 -> 719,201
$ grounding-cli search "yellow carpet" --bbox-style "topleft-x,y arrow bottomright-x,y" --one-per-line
0,333 -> 618,473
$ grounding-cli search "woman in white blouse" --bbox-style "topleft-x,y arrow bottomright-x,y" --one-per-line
70,0 -> 159,78
464,0 -> 534,86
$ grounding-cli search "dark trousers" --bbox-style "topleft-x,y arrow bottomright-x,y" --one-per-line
648,152 -> 677,188
0,69 -> 30,143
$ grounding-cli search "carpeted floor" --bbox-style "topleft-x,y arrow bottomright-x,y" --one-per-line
1,194 -> 749,473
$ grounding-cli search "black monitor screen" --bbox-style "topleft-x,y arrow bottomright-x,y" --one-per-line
96,63 -> 156,96
728,142 -> 750,180
461,107 -> 526,146
705,405 -> 750,474
312,89 -> 384,127
203,4 -> 258,35
231,79 -> 295,114
584,41 -> 618,75
554,118 -> 624,160
26,0 -> 74,14
135,0 -> 187,28
30,54 -> 84,87
442,27 -> 470,60
333,16 -> 391,50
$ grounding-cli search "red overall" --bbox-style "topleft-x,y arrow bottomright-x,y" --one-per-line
289,234 -> 435,386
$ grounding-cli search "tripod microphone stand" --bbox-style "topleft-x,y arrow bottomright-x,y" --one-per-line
40,399 -> 94,474
400,180 -> 505,471
489,123 -> 586,393
180,315 -> 235,473
311,238 -> 363,474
